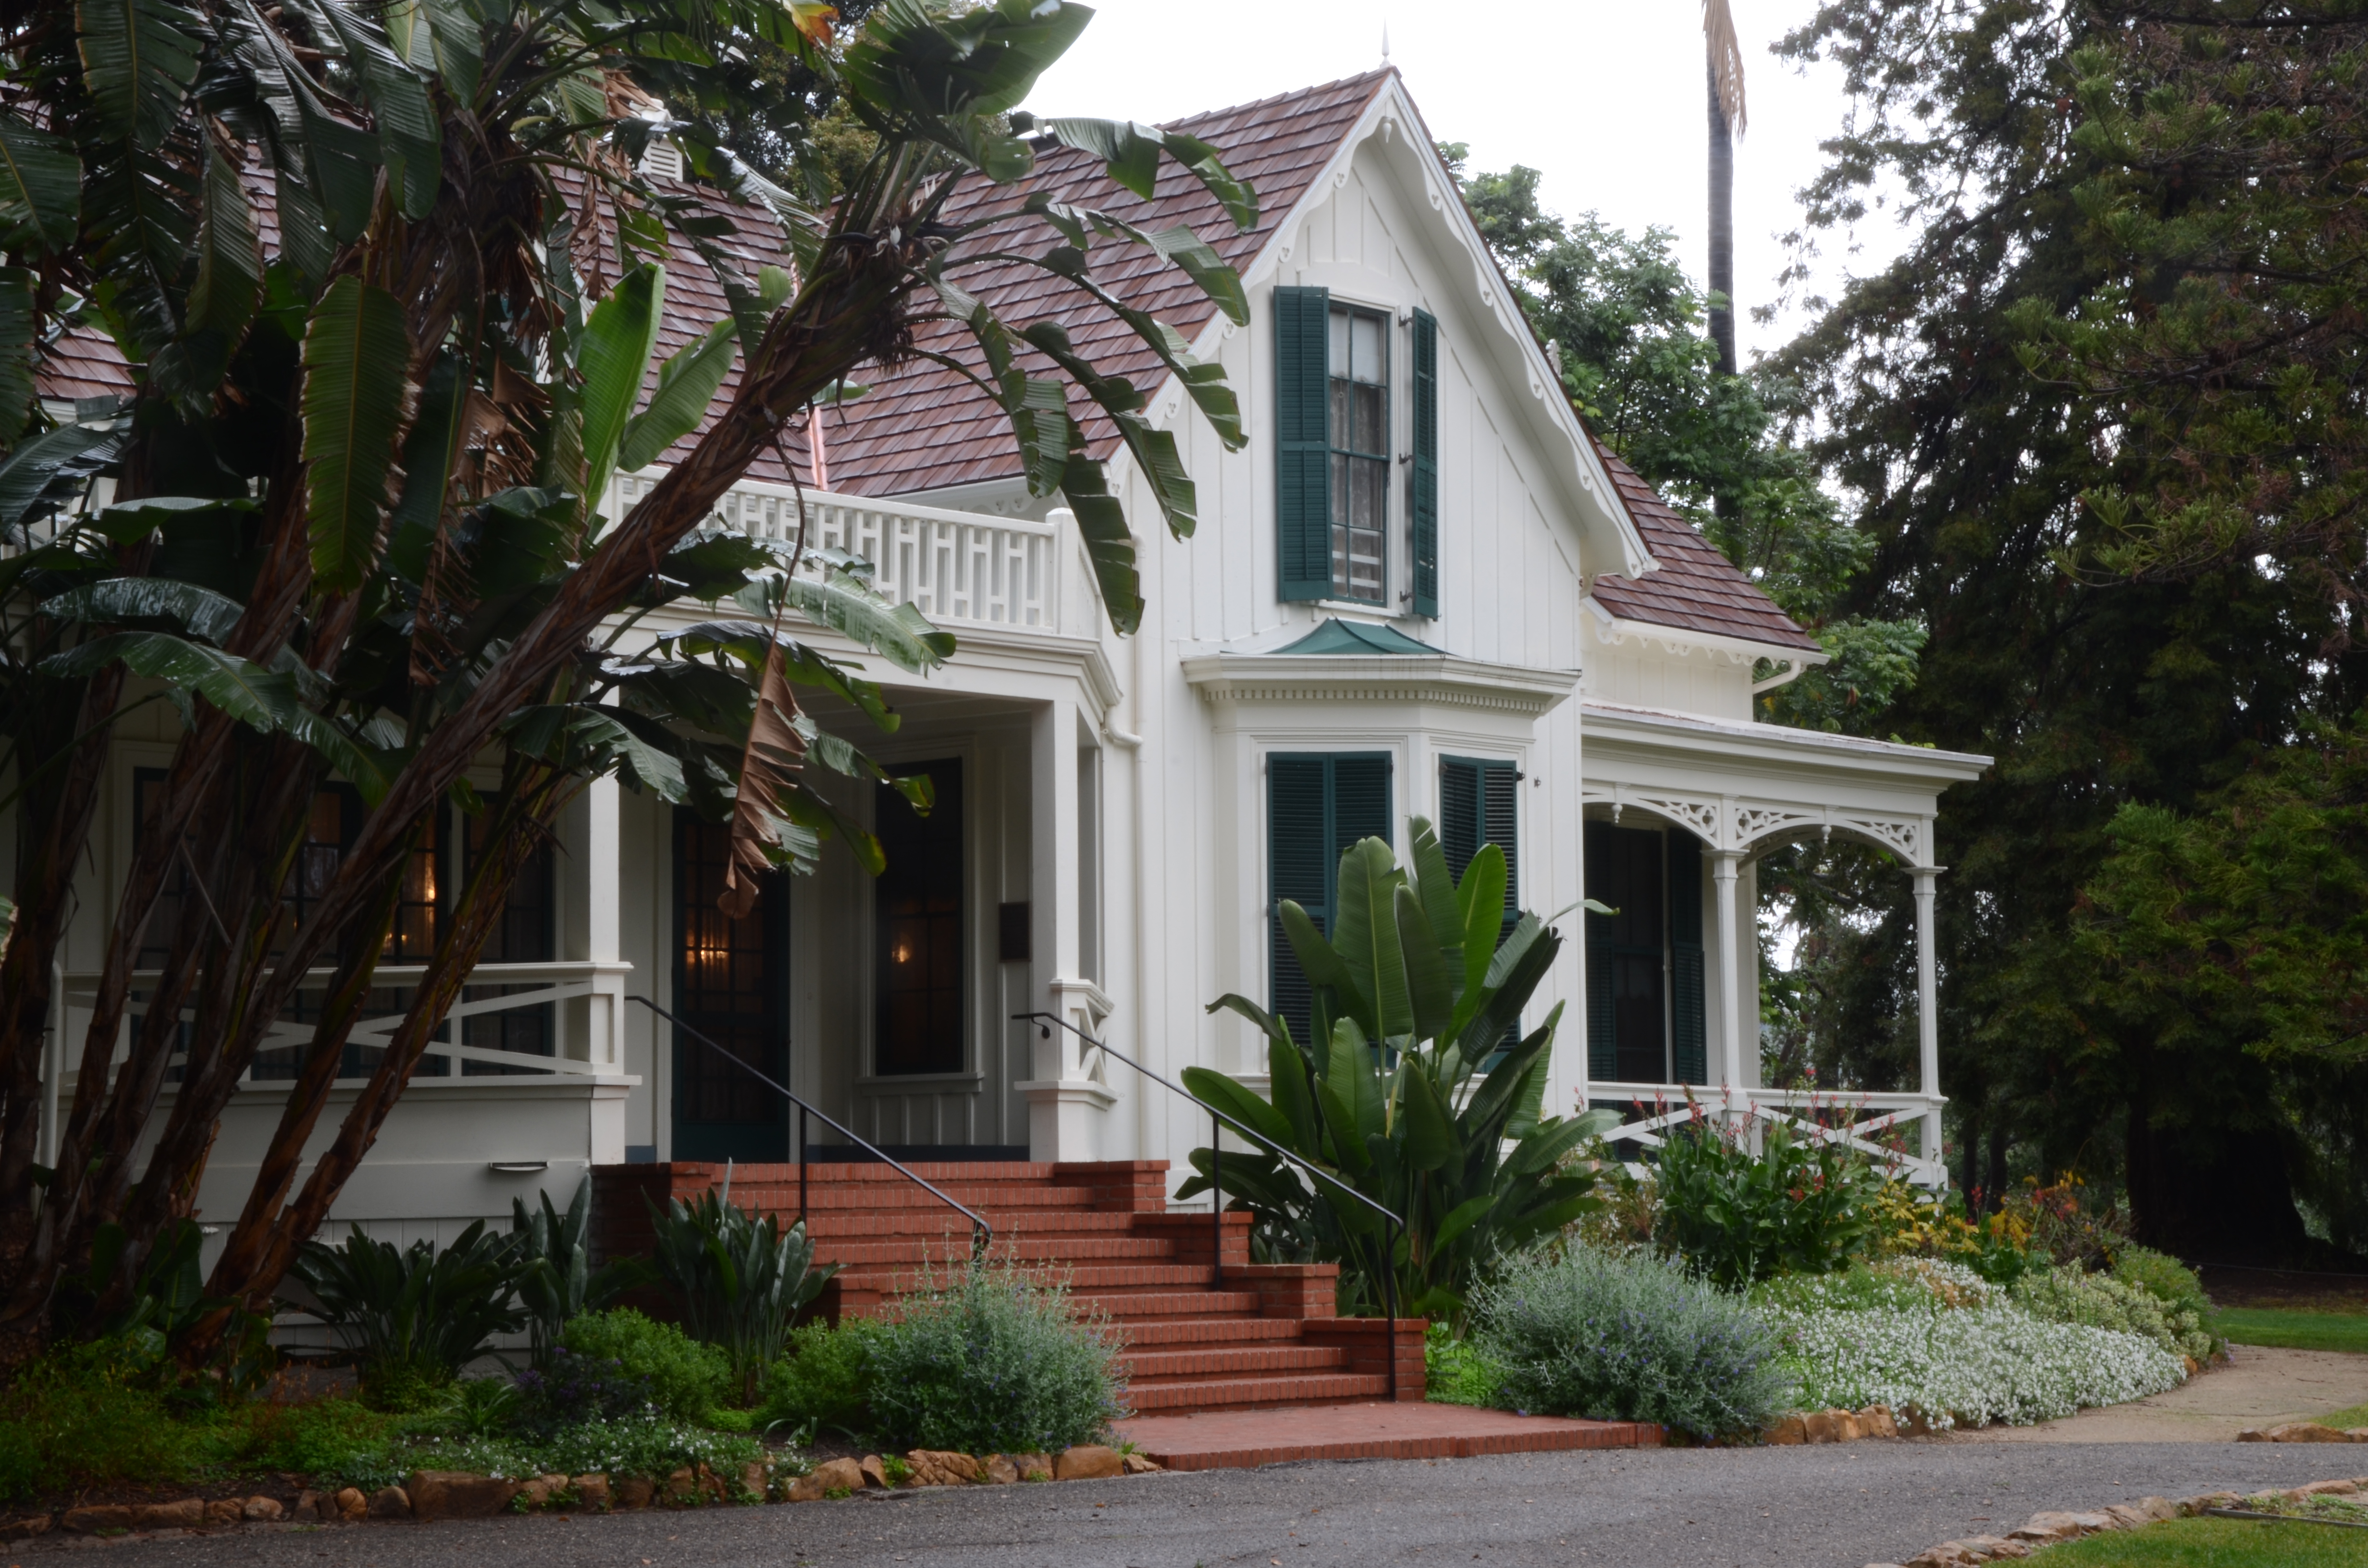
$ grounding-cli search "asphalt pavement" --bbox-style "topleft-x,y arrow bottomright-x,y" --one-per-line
48,1441 -> 2368,1568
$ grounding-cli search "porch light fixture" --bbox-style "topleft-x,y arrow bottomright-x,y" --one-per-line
486,1161 -> 549,1174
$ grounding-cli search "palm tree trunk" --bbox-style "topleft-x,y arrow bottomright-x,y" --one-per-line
1706,58 -> 1738,380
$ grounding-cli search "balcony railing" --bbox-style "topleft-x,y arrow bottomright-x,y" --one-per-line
609,472 -> 1073,636
1587,1081 -> 1948,1185
52,960 -> 632,1088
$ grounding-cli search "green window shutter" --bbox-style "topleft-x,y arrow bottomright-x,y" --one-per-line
1410,308 -> 1439,618
1439,758 -> 1480,876
1668,830 -> 1707,1084
1584,821 -> 1617,1081
1269,753 -> 1393,1047
1274,286 -> 1332,601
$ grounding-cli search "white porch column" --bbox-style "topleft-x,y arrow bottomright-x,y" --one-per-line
1712,849 -> 1745,1120
1020,696 -> 1112,1158
580,776 -> 629,1164
1912,863 -> 1943,1173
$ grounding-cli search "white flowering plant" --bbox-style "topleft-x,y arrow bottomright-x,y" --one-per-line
331,1413 -> 770,1494
1764,1299 -> 2187,1429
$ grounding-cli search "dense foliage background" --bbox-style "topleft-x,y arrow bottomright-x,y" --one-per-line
1458,0 -> 2368,1262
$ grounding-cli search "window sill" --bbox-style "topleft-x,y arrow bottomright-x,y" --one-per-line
1308,598 -> 1427,622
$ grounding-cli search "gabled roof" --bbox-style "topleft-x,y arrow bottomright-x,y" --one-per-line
1587,444 -> 1822,654
785,71 -> 1394,496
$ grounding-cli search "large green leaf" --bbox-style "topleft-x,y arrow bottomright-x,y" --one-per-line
1039,118 -> 1259,232
1394,883 -> 1455,1043
1180,1064 -> 1298,1152
186,138 -> 262,340
76,0 -> 205,150
40,631 -> 387,798
318,0 -> 441,218
0,269 -> 33,444
1449,843 -> 1507,1037
0,422 -> 124,532
617,318 -> 734,472
1331,837 -> 1412,1041
577,264 -> 665,517
40,576 -> 246,644
0,119 -> 80,252
1399,1068 -> 1456,1172
300,276 -> 416,595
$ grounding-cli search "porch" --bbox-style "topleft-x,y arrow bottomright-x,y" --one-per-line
1576,700 -> 1992,1184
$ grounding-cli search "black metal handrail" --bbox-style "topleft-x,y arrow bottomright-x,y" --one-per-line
629,995 -> 991,1257
1015,1010 -> 1405,1401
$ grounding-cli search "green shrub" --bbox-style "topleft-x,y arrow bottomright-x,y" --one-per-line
756,1317 -> 890,1436
649,1189 -> 832,1404
285,1220 -> 524,1407
1470,1246 -> 1791,1441
333,1415 -> 765,1493
865,1266 -> 1124,1455
1423,1324 -> 1505,1408
2010,1264 -> 2217,1362
0,1341 -> 234,1501
2113,1246 -> 2214,1318
1752,1256 -> 1993,1314
242,1397 -> 408,1484
560,1308 -> 729,1423
1653,1114 -> 1884,1287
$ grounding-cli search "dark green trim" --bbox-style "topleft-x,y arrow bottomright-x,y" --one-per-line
1410,308 -> 1439,618
1274,285 -> 1332,601
1268,752 -> 1393,1047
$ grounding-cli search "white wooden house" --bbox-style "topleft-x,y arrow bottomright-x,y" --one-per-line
26,69 -> 1986,1253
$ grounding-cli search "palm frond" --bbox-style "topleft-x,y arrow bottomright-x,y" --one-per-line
1703,0 -> 1748,136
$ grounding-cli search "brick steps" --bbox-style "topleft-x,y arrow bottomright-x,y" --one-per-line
1120,1345 -> 1347,1380
592,1158 -> 1424,1419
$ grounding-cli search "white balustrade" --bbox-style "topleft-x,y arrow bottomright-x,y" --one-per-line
59,961 -> 633,1086
1586,1081 -> 1950,1186
612,472 -> 1063,635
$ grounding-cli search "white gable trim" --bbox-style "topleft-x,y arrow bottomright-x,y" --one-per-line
1134,74 -> 1655,583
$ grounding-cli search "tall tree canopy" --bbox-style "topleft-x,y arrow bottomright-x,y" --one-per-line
1767,0 -> 2368,1256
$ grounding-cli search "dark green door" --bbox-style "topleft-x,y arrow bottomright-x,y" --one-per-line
672,811 -> 789,1161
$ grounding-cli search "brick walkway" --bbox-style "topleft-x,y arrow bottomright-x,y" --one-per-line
1113,1399 -> 1661,1470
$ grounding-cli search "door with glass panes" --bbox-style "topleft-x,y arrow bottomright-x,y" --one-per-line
672,811 -> 789,1160
1583,821 -> 1707,1085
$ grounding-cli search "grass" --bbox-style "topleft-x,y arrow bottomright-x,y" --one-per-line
2320,1403 -> 2368,1430
2211,1307 -> 2368,1354
2039,1516 -> 2368,1567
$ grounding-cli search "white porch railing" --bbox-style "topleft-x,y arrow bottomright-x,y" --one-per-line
57,960 -> 633,1085
1587,1082 -> 1949,1186
610,471 -> 1070,635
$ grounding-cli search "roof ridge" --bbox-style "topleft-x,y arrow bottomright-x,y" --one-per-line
1156,67 -> 1396,135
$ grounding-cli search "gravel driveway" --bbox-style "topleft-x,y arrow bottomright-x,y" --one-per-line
56,1442 -> 2368,1568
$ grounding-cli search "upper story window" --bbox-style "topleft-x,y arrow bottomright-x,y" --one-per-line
1328,306 -> 1389,603
1275,286 -> 1439,616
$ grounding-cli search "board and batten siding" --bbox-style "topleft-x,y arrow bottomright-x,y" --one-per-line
1104,126 -> 1600,1166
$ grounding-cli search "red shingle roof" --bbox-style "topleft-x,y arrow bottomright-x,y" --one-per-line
1588,443 -> 1821,652
788,70 -> 1393,496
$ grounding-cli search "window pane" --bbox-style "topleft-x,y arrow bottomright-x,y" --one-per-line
1328,306 -> 1349,375
1351,312 -> 1383,383
1353,382 -> 1384,455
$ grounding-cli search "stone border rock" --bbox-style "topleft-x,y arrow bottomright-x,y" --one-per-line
1764,1407 -> 1903,1445
2238,1422 -> 2368,1443
0,1445 -> 1165,1545
1862,1476 -> 2368,1567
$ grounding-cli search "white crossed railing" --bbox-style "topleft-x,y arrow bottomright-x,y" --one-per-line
1586,1082 -> 1949,1186
610,471 -> 1069,634
58,960 -> 632,1084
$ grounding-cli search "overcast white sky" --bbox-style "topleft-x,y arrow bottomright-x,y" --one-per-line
1026,0 -> 1909,366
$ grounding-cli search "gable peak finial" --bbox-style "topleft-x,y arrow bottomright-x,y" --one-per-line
1381,21 -> 1390,64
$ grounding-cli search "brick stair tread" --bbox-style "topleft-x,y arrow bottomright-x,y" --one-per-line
801,1211 -> 1148,1239
1125,1374 -> 1388,1411
1120,1347 -> 1347,1379
815,1236 -> 1183,1267
831,1263 -> 1215,1293
1105,1317 -> 1309,1346
1072,1290 -> 1263,1318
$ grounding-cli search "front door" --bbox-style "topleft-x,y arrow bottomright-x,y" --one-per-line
672,812 -> 789,1160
